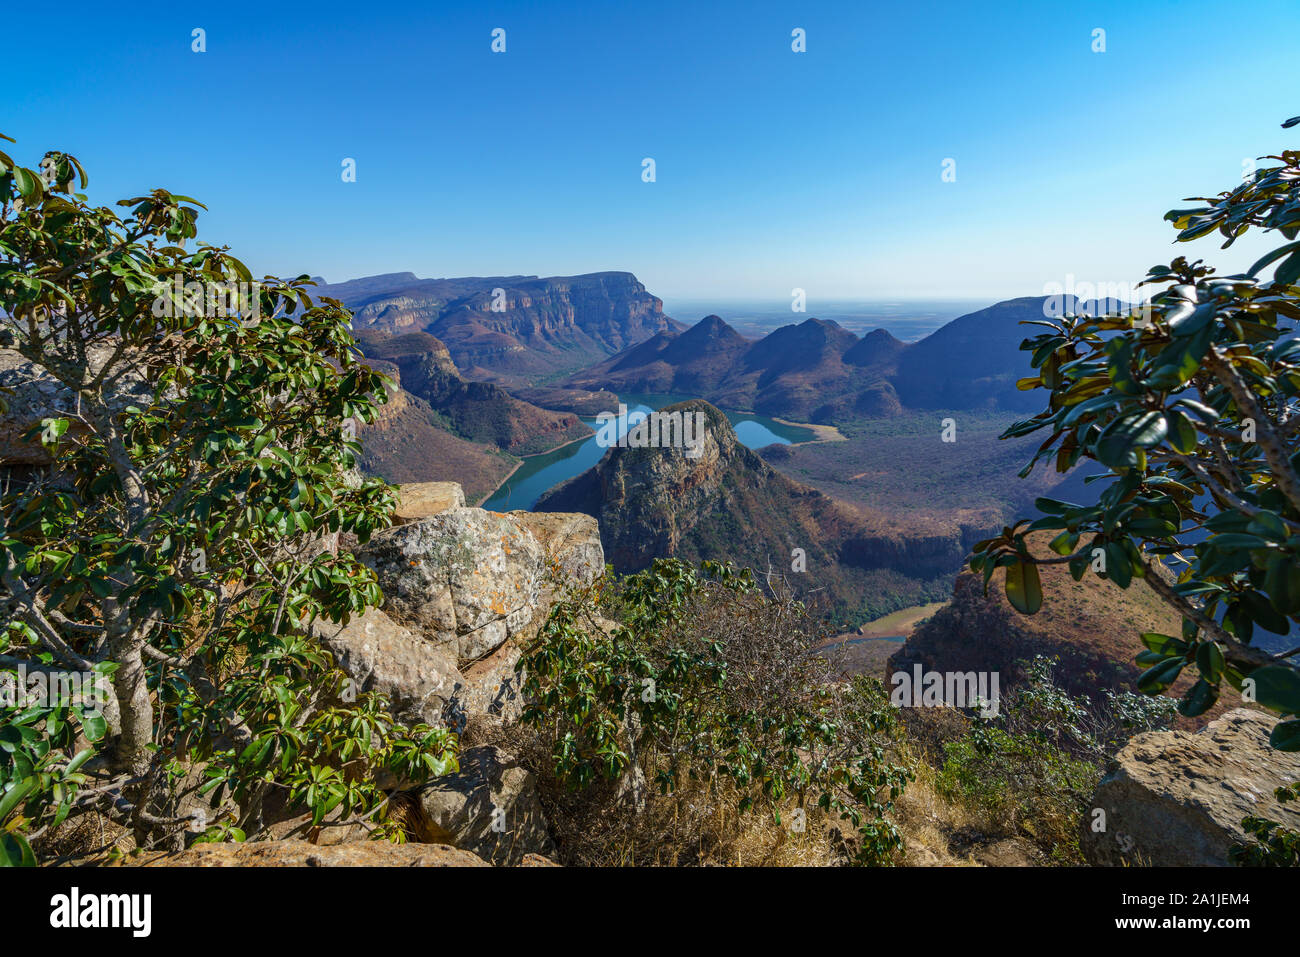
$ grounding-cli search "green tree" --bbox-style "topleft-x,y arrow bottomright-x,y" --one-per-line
972,121 -> 1300,742
0,138 -> 455,865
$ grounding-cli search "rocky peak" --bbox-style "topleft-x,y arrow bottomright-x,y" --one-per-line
843,328 -> 906,368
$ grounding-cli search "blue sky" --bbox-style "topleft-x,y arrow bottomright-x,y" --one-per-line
4,0 -> 1295,303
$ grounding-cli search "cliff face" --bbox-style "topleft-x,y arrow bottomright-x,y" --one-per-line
535,400 -> 962,625
356,330 -> 590,456
314,271 -> 679,385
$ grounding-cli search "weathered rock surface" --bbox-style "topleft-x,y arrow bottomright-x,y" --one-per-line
361,507 -> 547,663
394,481 -> 465,524
124,838 -> 488,867
360,497 -> 603,666
1082,708 -> 1300,866
310,606 -> 464,727
412,746 -> 555,865
509,510 -> 604,592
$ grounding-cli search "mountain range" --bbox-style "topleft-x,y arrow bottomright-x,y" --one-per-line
566,297 -> 1083,423
312,271 -> 681,385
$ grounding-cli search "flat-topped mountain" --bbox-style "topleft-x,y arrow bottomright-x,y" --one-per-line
312,271 -> 681,385
567,297 -> 1101,422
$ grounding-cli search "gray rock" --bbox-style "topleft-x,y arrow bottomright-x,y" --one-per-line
413,745 -> 555,865
1082,708 -> 1300,866
310,606 -> 464,727
360,504 -> 604,667
510,510 -> 604,601
360,507 -> 547,663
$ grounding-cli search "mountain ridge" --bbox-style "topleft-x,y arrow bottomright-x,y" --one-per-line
566,296 -> 1106,422
312,270 -> 682,385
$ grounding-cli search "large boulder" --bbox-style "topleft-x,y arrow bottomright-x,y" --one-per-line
1083,708 -> 1300,866
360,503 -> 603,666
411,745 -> 555,865
394,481 -> 466,524
360,507 -> 547,663
510,510 -> 604,597
310,606 -> 464,727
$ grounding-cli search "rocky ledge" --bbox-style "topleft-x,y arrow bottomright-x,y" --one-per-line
1082,708 -> 1300,866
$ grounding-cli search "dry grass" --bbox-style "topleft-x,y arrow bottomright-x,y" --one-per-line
34,810 -> 134,865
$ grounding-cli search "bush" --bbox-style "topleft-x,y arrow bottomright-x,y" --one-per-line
515,558 -> 911,865
935,656 -> 1176,861
972,121 -> 1300,733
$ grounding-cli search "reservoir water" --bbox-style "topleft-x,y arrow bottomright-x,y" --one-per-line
481,393 -> 814,512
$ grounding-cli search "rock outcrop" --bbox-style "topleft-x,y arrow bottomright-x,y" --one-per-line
304,483 -> 601,863
339,483 -> 601,700
311,606 -> 464,728
360,507 -> 549,663
394,481 -> 467,524
319,484 -> 601,731
1082,709 -> 1300,866
412,746 -> 556,865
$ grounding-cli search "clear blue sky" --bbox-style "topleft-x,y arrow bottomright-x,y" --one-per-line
4,0 -> 1295,302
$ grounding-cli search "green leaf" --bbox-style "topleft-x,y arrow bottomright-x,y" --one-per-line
1247,665 -> 1300,715
79,709 -> 108,743
1276,249 -> 1300,287
1177,678 -> 1219,718
0,778 -> 35,821
1096,411 -> 1167,467
1141,633 -> 1187,656
11,166 -> 39,200
1195,641 -> 1225,683
1004,560 -> 1042,614
1164,408 -> 1199,454
1138,657 -> 1184,694
0,831 -> 37,867
1270,719 -> 1300,752
1265,557 -> 1300,615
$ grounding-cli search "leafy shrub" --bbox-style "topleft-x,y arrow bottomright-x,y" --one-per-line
935,656 -> 1176,861
516,558 -> 911,865
972,121 -> 1300,734
1233,782 -> 1300,866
